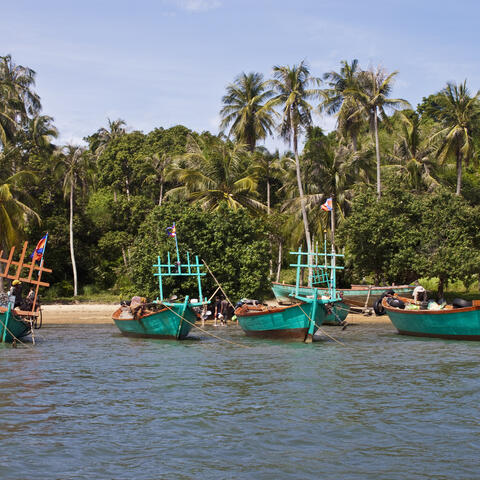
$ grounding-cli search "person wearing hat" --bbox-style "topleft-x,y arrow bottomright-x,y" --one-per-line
10,280 -> 23,308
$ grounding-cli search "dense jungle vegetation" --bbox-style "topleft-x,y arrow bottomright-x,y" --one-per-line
2,54 -> 480,301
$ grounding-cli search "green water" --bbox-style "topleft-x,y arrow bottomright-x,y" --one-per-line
1,322 -> 479,479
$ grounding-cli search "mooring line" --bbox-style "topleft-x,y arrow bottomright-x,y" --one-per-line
0,317 -> 31,347
162,304 -> 251,348
298,305 -> 346,346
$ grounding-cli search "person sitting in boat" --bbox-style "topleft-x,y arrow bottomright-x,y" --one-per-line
10,280 -> 23,308
413,285 -> 426,303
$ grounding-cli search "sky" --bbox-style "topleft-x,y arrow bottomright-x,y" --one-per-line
2,0 -> 479,151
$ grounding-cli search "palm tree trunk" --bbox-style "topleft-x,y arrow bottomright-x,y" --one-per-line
374,108 -> 381,199
267,178 -> 270,215
456,147 -> 462,196
351,133 -> 358,152
125,176 -> 130,200
159,181 -> 164,206
290,110 -> 313,285
276,239 -> 283,282
69,183 -> 78,297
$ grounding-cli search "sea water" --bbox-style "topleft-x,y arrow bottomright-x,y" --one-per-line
1,321 -> 479,480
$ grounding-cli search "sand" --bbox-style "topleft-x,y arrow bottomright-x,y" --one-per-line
39,303 -> 389,325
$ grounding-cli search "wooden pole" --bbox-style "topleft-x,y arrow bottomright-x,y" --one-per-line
201,259 -> 234,309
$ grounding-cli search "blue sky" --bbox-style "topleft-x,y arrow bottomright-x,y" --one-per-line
3,0 -> 479,151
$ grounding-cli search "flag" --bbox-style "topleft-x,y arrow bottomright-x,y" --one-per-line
166,224 -> 176,237
31,234 -> 48,263
321,197 -> 333,212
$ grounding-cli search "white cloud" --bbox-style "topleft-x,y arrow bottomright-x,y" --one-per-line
173,0 -> 222,12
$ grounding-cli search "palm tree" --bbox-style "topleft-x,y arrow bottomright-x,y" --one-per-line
94,118 -> 127,155
269,61 -> 321,268
0,54 -> 41,147
167,135 -> 265,212
322,59 -> 363,150
55,146 -> 92,296
429,81 -> 480,195
389,111 -> 439,192
220,72 -> 277,152
346,67 -> 410,198
0,168 -> 40,291
141,152 -> 173,206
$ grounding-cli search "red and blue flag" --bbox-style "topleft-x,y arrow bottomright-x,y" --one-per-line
31,234 -> 48,263
166,224 -> 176,237
321,197 -> 333,212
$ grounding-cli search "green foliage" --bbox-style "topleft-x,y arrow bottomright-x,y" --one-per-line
129,202 -> 271,301
340,175 -> 480,291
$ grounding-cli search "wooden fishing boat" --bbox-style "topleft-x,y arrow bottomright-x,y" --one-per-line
383,295 -> 480,340
113,223 -> 207,340
236,299 -> 326,341
0,237 -> 51,344
271,282 -> 349,325
112,296 -> 200,340
236,247 -> 344,342
272,282 -> 414,314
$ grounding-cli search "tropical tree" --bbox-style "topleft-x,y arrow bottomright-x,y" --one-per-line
55,146 -> 92,296
220,72 -> 277,152
0,54 -> 41,147
322,59 -> 363,150
93,118 -> 127,155
141,152 -> 173,206
0,169 -> 40,290
346,67 -> 410,198
167,135 -> 265,212
427,81 -> 480,195
388,111 -> 439,192
269,61 -> 321,267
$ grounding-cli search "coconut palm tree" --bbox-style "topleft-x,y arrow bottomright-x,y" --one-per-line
0,54 -> 41,147
346,67 -> 410,198
220,72 -> 277,152
269,61 -> 321,268
167,135 -> 264,212
55,146 -> 92,296
94,118 -> 127,155
389,111 -> 439,192
0,168 -> 40,291
322,59 -> 363,150
429,81 -> 480,195
141,152 -> 174,206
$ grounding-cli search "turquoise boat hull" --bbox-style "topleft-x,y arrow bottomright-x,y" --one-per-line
271,283 -> 349,325
236,301 -> 326,340
0,308 -> 31,343
112,302 -> 198,340
384,302 -> 480,340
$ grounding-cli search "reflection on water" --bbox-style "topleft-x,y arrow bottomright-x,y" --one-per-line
1,322 -> 480,479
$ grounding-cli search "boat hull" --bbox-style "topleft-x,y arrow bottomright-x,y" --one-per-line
112,302 -> 197,340
272,282 -> 414,310
236,302 -> 326,341
271,283 -> 349,324
0,310 -> 31,343
385,303 -> 480,340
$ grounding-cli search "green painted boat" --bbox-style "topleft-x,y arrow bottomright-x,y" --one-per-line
271,282 -> 349,325
272,282 -> 413,310
0,304 -> 33,343
383,296 -> 480,340
236,246 -> 344,341
236,299 -> 326,341
113,297 -> 201,340
112,223 -> 207,340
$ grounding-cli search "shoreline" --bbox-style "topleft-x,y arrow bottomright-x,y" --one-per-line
40,303 -> 390,325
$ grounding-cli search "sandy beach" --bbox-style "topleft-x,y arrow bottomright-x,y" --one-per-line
40,303 -> 389,325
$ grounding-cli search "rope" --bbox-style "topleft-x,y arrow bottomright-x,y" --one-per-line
298,304 -> 346,346
202,259 -> 235,309
162,303 -> 251,348
0,316 -> 31,347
